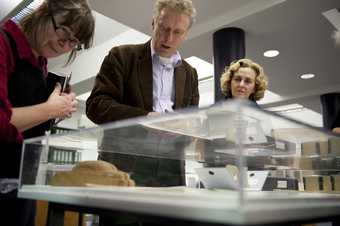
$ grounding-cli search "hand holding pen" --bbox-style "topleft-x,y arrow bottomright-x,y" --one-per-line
48,72 -> 77,124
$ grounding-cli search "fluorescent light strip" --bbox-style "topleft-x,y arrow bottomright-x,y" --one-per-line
185,56 -> 214,80
257,90 -> 283,105
12,0 -> 44,22
266,103 -> 304,113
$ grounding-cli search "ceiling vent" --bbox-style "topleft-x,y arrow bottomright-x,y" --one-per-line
322,8 -> 340,45
322,8 -> 340,30
0,0 -> 46,24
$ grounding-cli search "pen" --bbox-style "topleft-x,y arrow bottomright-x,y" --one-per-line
54,72 -> 72,125
61,72 -> 71,93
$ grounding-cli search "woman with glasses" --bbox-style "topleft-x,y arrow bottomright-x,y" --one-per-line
220,58 -> 268,102
0,0 -> 95,225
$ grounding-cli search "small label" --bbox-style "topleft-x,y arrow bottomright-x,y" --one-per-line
275,141 -> 286,150
277,180 -> 288,188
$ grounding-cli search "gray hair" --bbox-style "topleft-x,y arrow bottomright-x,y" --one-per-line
153,0 -> 196,28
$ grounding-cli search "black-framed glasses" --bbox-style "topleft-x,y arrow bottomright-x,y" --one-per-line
50,12 -> 81,50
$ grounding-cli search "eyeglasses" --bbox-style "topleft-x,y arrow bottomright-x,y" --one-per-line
50,13 -> 81,50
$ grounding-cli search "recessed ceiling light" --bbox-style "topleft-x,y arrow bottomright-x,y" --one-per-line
300,73 -> 315,79
263,50 -> 280,58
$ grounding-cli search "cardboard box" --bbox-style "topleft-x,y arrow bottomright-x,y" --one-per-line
322,176 -> 332,192
329,137 -> 340,155
299,157 -> 313,170
303,176 -> 322,192
301,141 -> 329,156
331,175 -> 340,191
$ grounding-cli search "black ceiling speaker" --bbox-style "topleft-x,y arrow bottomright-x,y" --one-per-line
320,93 -> 340,130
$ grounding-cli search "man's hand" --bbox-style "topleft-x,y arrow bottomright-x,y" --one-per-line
332,127 -> 340,134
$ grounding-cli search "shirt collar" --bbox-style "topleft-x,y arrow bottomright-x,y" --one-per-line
150,39 -> 182,68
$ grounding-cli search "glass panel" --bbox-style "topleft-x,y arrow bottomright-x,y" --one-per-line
18,100 -> 340,225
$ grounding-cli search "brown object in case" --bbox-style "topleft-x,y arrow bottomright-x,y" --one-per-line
50,160 -> 135,187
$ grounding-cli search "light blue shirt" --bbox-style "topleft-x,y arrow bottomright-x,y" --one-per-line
150,41 -> 182,113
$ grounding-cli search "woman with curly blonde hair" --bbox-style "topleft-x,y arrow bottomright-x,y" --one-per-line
220,58 -> 268,102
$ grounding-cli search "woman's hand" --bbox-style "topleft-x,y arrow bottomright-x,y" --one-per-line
46,83 -> 78,119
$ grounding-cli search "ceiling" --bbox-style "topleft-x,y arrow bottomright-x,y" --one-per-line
7,0 -> 340,127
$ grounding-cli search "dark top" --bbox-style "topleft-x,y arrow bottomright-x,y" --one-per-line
0,20 -> 52,179
0,20 -> 47,143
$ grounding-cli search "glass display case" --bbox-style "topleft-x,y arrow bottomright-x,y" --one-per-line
18,100 -> 340,225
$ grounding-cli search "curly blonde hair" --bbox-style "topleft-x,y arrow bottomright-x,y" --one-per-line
153,0 -> 196,28
220,58 -> 268,101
